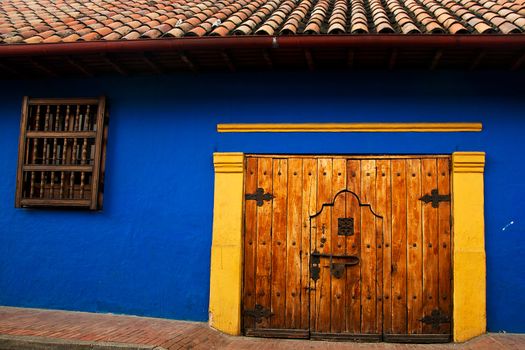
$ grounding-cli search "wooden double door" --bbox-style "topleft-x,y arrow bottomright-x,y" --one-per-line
242,155 -> 452,342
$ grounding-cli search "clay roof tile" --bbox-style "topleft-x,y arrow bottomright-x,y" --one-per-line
165,27 -> 185,37
62,33 -> 81,42
499,21 -> 522,33
474,22 -> 496,33
24,35 -> 44,44
42,34 -> 62,43
0,0 -> 523,44
122,30 -> 141,40
95,27 -> 112,37
3,35 -> 24,43
186,26 -> 208,36
448,22 -> 469,34
401,23 -> 421,34
210,26 -> 231,36
142,28 -> 163,38
80,31 -> 101,41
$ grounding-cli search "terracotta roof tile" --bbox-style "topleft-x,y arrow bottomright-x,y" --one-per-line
80,31 -> 100,41
3,34 -> 24,43
23,35 -> 43,43
42,34 -> 62,43
75,28 -> 93,36
142,28 -> 163,38
62,33 -> 81,42
122,30 -> 141,40
95,27 -> 112,37
211,20 -> 237,36
0,0 -> 524,45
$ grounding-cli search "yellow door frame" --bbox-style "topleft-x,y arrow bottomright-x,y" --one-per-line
209,152 -> 486,342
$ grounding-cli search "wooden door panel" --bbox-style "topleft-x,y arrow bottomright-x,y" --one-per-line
311,189 -> 379,338
376,160 -> 392,334
312,158 -> 333,333
345,160 -> 361,334
243,155 -> 452,342
330,159 -> 347,333
243,157 -> 258,330
271,159 -> 288,328
254,157 -> 272,329
302,159 -> 317,330
437,158 -> 452,335
311,158 -> 383,339
407,158 -> 423,334
421,159 -> 439,334
390,159 -> 408,334
285,158 -> 303,329
360,159 -> 378,334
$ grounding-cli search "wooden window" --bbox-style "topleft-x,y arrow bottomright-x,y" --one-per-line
15,97 -> 108,210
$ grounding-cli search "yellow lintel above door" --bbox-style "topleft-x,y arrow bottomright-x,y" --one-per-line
217,122 -> 482,133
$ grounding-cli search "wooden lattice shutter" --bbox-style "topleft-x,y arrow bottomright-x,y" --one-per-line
15,97 -> 108,210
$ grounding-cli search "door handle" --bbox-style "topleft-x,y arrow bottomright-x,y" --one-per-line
310,250 -> 359,281
311,251 -> 360,261
325,261 -> 359,279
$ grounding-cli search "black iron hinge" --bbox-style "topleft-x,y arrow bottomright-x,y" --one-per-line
420,309 -> 450,329
243,304 -> 273,323
419,189 -> 450,208
245,188 -> 274,207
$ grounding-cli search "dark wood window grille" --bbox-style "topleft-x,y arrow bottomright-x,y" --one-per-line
15,97 -> 108,210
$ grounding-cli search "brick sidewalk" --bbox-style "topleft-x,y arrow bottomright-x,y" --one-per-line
0,306 -> 523,350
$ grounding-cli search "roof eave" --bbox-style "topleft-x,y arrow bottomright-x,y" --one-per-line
1,35 -> 524,57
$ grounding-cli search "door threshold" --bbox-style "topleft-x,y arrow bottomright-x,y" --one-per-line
245,328 -> 309,339
383,334 -> 451,343
310,332 -> 382,342
245,330 -> 451,343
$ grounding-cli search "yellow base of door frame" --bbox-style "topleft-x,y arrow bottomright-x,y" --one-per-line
208,152 -> 486,342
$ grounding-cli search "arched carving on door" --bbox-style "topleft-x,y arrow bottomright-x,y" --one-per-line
309,188 -> 384,340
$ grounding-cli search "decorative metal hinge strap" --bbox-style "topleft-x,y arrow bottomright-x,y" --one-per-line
243,304 -> 273,323
420,309 -> 450,329
419,189 -> 450,208
245,187 -> 274,206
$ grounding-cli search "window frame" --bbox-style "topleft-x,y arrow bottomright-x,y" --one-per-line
15,96 -> 108,210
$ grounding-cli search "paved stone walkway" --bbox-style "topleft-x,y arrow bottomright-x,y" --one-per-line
0,307 -> 523,350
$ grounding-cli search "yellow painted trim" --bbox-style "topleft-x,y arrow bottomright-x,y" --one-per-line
217,122 -> 482,133
208,151 -> 488,342
209,152 -> 244,335
452,152 -> 486,342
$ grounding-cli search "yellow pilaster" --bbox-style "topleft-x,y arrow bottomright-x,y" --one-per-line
209,152 -> 244,335
452,152 -> 486,342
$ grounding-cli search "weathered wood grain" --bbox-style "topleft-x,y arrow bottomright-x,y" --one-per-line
407,159 -> 423,334
271,159 -> 288,328
376,159 -> 390,334
285,158 -> 303,329
330,159 -> 346,333
360,159 -> 377,334
243,158 -> 257,329
345,160 -> 361,334
437,158 -> 452,334
255,157 -> 273,328
313,158 -> 333,333
302,158 -> 317,330
243,157 -> 258,331
391,159 -> 407,334
422,159 -> 439,334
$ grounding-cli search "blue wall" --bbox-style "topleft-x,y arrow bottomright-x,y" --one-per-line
0,71 -> 523,332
